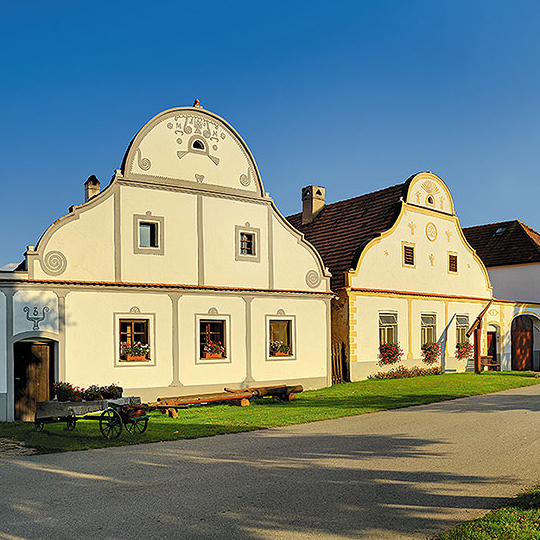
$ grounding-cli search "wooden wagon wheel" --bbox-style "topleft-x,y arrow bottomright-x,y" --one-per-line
125,417 -> 148,435
99,408 -> 123,439
34,421 -> 44,432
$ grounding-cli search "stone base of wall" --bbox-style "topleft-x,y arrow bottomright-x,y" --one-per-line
0,393 -> 6,422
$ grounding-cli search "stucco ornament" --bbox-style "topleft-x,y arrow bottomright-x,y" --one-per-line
24,306 -> 50,330
305,270 -> 322,288
42,250 -> 67,276
425,222 -> 438,242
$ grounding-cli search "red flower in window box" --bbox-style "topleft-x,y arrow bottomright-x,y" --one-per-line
378,343 -> 403,366
421,342 -> 441,365
203,341 -> 225,359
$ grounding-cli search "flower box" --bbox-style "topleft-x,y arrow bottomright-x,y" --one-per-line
125,354 -> 147,362
203,352 -> 223,359
272,351 -> 291,357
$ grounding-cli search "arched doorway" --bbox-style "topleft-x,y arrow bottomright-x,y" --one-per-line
13,340 -> 56,421
511,316 -> 534,371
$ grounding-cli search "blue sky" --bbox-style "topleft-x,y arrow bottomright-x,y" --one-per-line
1,1 -> 539,268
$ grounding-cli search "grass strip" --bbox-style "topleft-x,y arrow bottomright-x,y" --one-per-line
0,371 -> 538,455
433,486 -> 540,539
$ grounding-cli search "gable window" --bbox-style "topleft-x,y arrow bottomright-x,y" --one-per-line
448,253 -> 458,273
269,319 -> 293,357
235,224 -> 260,262
119,319 -> 150,361
379,313 -> 398,345
456,315 -> 469,343
133,213 -> 164,255
421,314 -> 437,345
192,139 -> 205,150
200,320 -> 226,359
139,222 -> 158,248
403,244 -> 415,267
240,232 -> 255,256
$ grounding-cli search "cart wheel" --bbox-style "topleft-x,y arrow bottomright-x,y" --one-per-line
99,409 -> 123,439
35,421 -> 44,432
125,417 -> 148,435
66,417 -> 76,431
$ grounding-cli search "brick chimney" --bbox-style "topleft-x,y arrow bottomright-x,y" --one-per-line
302,185 -> 325,225
84,175 -> 100,202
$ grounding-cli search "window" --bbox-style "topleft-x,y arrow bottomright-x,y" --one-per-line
192,139 -> 205,150
119,319 -> 150,361
421,314 -> 437,345
240,232 -> 255,256
133,213 -> 164,255
139,222 -> 158,248
235,224 -> 260,262
269,319 -> 293,357
199,320 -> 226,359
403,244 -> 415,267
448,253 -> 458,273
379,313 -> 398,345
456,315 -> 469,343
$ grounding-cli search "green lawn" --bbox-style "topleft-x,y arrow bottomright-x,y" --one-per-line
433,486 -> 540,539
0,371 -> 538,455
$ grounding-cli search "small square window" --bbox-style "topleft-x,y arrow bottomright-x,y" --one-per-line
403,244 -> 415,267
448,253 -> 458,273
200,320 -> 226,359
139,222 -> 158,248
269,319 -> 293,357
240,232 -> 255,256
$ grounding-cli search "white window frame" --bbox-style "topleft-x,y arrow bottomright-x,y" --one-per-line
133,212 -> 164,255
456,315 -> 469,344
113,312 -> 156,367
421,313 -> 437,345
195,313 -> 232,364
235,224 -> 260,263
379,312 -> 398,345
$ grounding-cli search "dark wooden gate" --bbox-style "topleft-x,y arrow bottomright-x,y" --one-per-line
331,342 -> 348,384
14,341 -> 55,421
511,316 -> 533,371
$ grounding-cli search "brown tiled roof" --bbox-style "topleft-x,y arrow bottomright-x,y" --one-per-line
463,220 -> 540,267
287,178 -> 413,289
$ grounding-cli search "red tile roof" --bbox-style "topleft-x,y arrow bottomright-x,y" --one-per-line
463,220 -> 540,267
287,178 -> 413,288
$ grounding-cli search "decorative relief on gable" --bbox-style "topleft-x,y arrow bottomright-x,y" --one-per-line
415,191 -> 422,204
384,250 -> 389,257
130,306 -> 141,314
425,222 -> 438,242
408,222 -> 416,235
24,306 -> 50,330
277,309 -> 285,316
489,309 -> 499,317
445,230 -> 452,242
208,307 -> 218,315
305,270 -> 322,288
421,180 -> 440,196
195,174 -> 205,183
429,254 -> 435,266
42,251 -> 67,276
239,168 -> 252,187
136,148 -> 152,171
439,197 -> 444,210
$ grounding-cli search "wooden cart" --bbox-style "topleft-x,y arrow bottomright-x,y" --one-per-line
34,397 -> 149,439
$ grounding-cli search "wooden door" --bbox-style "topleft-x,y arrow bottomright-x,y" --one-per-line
14,341 -> 54,421
511,316 -> 533,371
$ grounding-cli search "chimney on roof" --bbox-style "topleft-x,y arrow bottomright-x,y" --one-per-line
84,175 -> 100,202
302,185 -> 325,225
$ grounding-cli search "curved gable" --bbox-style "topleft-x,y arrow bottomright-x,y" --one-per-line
405,172 -> 455,215
122,107 -> 265,198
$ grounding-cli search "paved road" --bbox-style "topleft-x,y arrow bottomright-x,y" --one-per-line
2,385 -> 540,540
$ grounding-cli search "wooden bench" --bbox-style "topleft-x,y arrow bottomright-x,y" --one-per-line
481,356 -> 500,371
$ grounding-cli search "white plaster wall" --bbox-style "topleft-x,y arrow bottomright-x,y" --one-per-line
13,291 -> 59,336
203,197 -> 268,288
0,292 -> 6,392
178,295 -> 246,386
251,297 -> 328,384
350,206 -> 491,298
64,292 -> 173,389
34,194 -> 115,281
272,215 -> 327,292
488,265 -> 540,303
121,186 -> 198,285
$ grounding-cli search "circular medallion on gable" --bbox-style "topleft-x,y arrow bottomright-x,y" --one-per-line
42,251 -> 67,276
425,222 -> 438,242
305,270 -> 322,288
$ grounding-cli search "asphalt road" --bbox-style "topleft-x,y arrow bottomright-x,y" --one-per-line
2,384 -> 540,540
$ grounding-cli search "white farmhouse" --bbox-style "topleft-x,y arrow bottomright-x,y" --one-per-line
0,103 -> 332,421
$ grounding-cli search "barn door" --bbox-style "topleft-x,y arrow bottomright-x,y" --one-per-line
14,341 -> 54,421
511,316 -> 533,371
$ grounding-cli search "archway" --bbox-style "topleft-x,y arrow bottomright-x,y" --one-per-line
511,316 -> 534,371
13,339 -> 56,421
